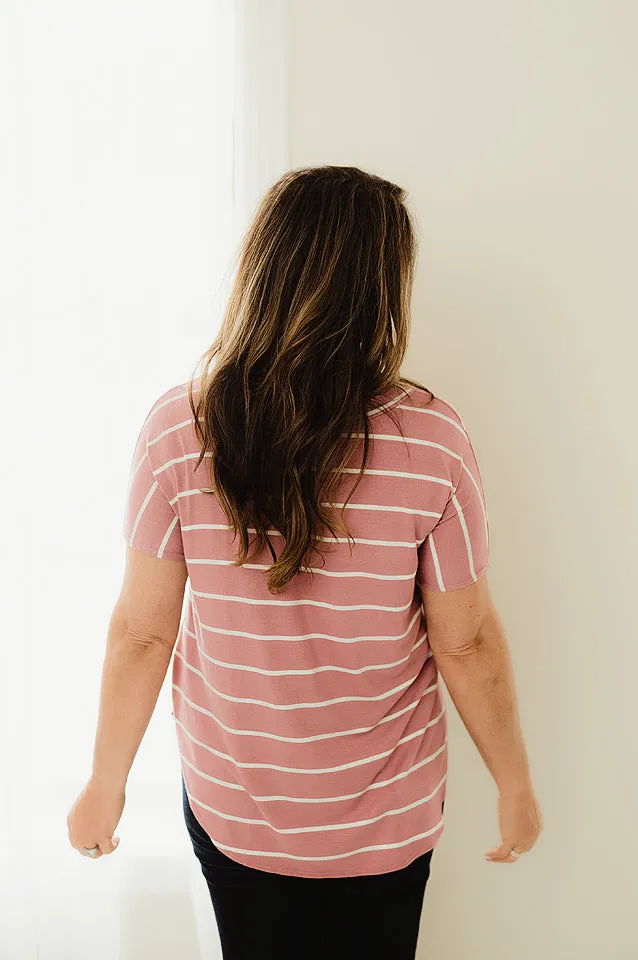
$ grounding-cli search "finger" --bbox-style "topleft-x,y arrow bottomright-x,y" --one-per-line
485,839 -> 512,859
79,844 -> 103,859
72,830 -> 104,858
485,842 -> 519,862
67,829 -> 98,858
98,836 -> 120,855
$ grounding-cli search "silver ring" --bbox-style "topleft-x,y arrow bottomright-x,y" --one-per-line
509,848 -> 522,859
83,845 -> 100,859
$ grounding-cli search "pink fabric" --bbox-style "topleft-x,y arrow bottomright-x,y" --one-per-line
123,380 -> 489,878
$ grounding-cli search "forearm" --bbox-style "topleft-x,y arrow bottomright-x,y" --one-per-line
91,615 -> 173,790
434,607 -> 531,792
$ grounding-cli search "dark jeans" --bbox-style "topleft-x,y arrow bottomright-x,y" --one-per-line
182,777 -> 437,959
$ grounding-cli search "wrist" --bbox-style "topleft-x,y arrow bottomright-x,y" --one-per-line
90,769 -> 128,794
495,760 -> 532,796
496,772 -> 533,797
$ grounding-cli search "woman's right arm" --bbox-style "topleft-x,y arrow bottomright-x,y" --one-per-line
422,573 -> 543,862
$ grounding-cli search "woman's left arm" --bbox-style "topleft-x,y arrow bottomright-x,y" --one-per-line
67,546 -> 187,859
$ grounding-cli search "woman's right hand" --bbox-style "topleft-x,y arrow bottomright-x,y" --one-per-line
485,786 -> 543,863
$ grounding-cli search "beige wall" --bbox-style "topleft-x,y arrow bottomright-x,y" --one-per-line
286,2 -> 638,956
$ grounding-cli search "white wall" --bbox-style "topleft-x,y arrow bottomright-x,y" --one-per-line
287,2 -> 637,957
1,2 -> 237,957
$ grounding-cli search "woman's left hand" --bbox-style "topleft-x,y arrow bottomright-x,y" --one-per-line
67,776 -> 125,859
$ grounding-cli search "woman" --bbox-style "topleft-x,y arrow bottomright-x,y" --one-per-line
67,165 -> 542,959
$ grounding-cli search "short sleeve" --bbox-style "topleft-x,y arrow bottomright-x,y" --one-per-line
417,426 -> 489,592
122,410 -> 185,560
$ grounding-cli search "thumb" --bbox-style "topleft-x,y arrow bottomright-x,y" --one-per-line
485,839 -> 511,860
101,835 -> 120,854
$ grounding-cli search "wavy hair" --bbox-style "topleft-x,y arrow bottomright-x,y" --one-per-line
187,165 -> 433,593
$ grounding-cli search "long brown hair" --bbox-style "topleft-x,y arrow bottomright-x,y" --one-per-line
188,165 -> 432,593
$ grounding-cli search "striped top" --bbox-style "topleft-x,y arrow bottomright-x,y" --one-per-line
123,379 -> 489,878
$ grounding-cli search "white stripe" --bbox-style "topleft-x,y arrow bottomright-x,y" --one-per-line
461,462 -> 489,546
185,558 -> 416,581
182,523 -> 234,531
147,418 -> 196,446
191,589 -> 413,613
172,680 -> 438,745
351,432 -> 488,544
428,534 -> 445,591
194,605 -> 424,645
396,404 -> 469,440
174,701 -> 445,775
174,647 -> 432,710
211,818 -> 444,863
367,385 -> 415,418
157,515 -> 179,558
180,755 -> 244,792
129,450 -> 149,484
169,488 -> 212,504
145,386 -> 200,421
337,467 -> 452,486
174,470 -> 451,489
352,432 -> 463,459
321,502 -> 442,519
211,819 -> 444,863
181,523 -> 419,549
183,623 -> 429,677
129,480 -> 158,547
181,739 -> 446,803
152,451 -> 211,475
451,493 -> 476,581
185,772 -> 446,836
439,398 -> 468,431
172,493 -> 442,521
148,389 -> 189,416
287,533 -> 423,549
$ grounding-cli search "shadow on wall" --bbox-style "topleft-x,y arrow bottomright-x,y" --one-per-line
119,856 -> 204,960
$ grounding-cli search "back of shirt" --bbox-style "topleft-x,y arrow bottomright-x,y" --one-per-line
123,380 -> 489,878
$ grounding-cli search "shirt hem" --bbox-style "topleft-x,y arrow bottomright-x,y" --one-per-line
210,823 -> 445,880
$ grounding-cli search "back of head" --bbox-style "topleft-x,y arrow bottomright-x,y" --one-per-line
188,164 -> 430,592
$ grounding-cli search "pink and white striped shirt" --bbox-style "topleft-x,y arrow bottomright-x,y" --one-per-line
123,380 -> 489,878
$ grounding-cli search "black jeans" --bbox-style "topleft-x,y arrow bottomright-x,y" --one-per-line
182,777 -> 436,959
